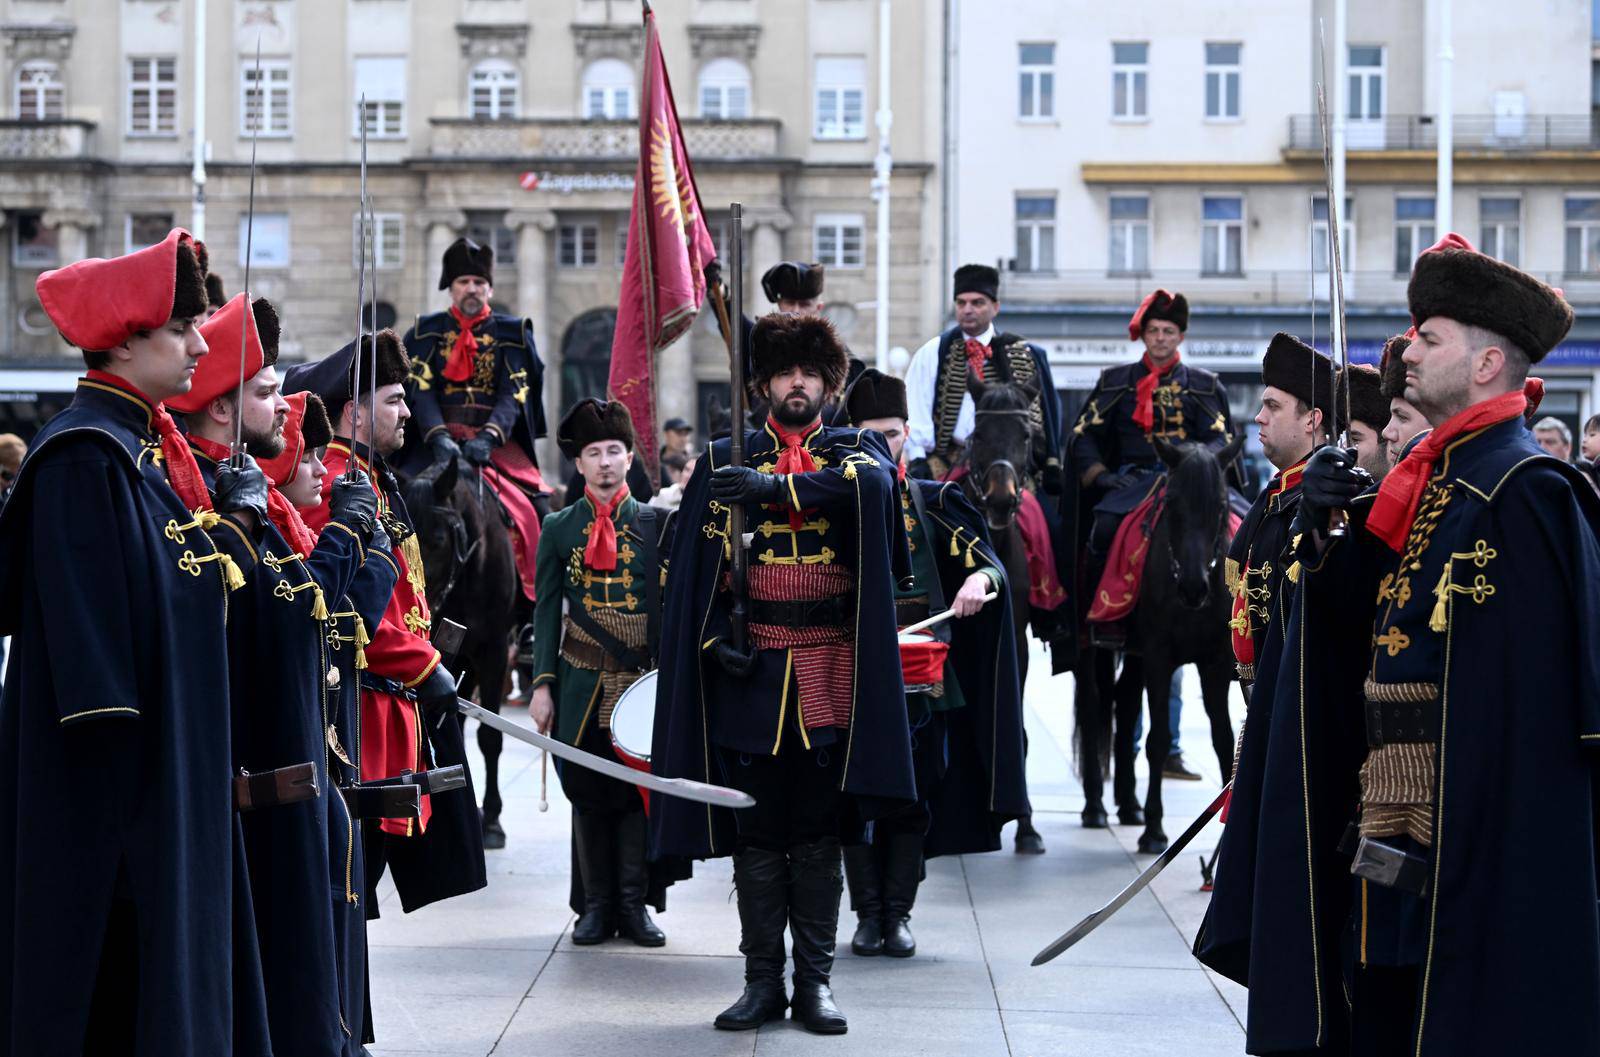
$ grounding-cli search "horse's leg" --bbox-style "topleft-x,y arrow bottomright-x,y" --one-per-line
1199,658 -> 1236,783
1138,656 -> 1172,854
1112,653 -> 1142,824
1007,531 -> 1045,855
474,637 -> 509,850
1076,653 -> 1108,828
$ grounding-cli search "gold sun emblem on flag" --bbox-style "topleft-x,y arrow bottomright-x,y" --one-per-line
650,116 -> 698,244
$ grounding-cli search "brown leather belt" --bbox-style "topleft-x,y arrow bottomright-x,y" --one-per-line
561,633 -> 646,673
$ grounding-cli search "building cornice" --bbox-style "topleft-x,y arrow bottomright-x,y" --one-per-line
1082,152 -> 1600,186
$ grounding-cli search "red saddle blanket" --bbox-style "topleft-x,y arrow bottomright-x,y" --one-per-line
447,427 -> 548,602
941,467 -> 1066,612
1087,482 -> 1242,624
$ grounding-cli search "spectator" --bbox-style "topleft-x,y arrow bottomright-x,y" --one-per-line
1581,414 -> 1600,464
651,452 -> 694,511
659,416 -> 695,487
1532,416 -> 1573,462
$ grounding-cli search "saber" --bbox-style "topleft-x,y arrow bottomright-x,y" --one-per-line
366,186 -> 380,488
346,94 -> 369,483
899,592 -> 998,636
727,202 -> 750,655
456,697 -> 756,809
232,38 -> 262,464
1315,19 -> 1353,535
1031,783 -> 1230,966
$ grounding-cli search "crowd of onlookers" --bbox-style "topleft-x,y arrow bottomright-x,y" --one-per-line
1533,414 -> 1600,492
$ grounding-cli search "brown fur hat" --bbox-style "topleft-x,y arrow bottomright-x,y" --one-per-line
843,367 -> 909,425
1341,363 -> 1387,433
761,261 -> 825,303
557,398 -> 636,459
750,314 -> 849,398
1408,248 -> 1573,361
1379,333 -> 1412,400
172,239 -> 209,320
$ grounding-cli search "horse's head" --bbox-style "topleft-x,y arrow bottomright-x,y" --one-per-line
403,456 -> 472,609
965,375 -> 1038,532
1154,433 -> 1244,610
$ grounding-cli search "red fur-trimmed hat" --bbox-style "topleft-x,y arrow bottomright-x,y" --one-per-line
258,391 -> 331,488
1128,289 -> 1189,340
170,294 -> 279,414
36,227 -> 208,351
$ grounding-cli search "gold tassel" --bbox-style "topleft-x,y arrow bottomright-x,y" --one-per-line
310,586 -> 329,622
950,533 -> 961,558
354,616 -> 370,670
964,538 -> 979,569
196,509 -> 221,530
220,554 -> 245,592
1429,563 -> 1451,633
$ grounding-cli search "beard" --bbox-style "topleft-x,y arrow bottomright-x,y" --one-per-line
770,389 -> 822,428
458,294 -> 484,316
241,418 -> 286,459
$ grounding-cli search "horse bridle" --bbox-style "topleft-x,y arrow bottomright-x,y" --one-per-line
428,501 -> 480,613
1164,454 -> 1229,598
966,405 -> 1033,528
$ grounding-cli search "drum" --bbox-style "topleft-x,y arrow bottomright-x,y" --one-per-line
609,669 -> 657,773
898,631 -> 950,694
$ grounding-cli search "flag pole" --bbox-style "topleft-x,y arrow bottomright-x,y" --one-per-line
728,202 -> 749,655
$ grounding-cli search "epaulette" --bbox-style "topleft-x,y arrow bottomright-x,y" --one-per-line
409,310 -> 452,341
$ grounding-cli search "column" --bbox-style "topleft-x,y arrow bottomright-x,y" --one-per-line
42,207 -> 97,266
505,209 -> 557,470
415,208 -> 467,310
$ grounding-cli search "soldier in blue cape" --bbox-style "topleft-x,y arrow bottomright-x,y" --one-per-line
0,229 -> 273,1054
839,369 -> 1028,960
650,314 -> 915,1036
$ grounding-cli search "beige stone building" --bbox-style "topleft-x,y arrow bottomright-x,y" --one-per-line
0,0 -> 946,461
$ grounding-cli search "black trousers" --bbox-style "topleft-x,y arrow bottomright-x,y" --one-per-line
558,719 -> 645,815
717,733 -> 844,852
1350,965 -> 1420,1057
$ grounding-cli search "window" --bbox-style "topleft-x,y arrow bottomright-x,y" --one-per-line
470,60 -> 519,121
127,56 -> 177,135
558,222 -> 599,267
465,210 -> 517,267
1018,43 -> 1055,120
353,212 -> 403,269
1205,43 -> 1241,120
1394,196 -> 1436,274
581,59 -> 634,120
1480,197 -> 1521,267
11,211 -> 57,269
1108,193 -> 1150,275
239,212 -> 291,269
353,56 -> 405,139
813,213 -> 864,268
814,56 -> 865,140
1347,45 -> 1386,147
615,224 -> 629,267
1201,195 -> 1243,276
1311,196 -> 1354,274
15,62 -> 63,121
698,57 -> 751,119
126,213 -> 173,254
1014,195 -> 1056,273
1112,42 -> 1148,120
241,58 -> 291,137
1565,197 -> 1600,275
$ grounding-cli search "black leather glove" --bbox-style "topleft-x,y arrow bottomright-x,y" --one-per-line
415,664 -> 459,715
704,259 -> 724,293
329,472 -> 379,537
428,432 -> 461,464
710,465 -> 784,505
711,639 -> 756,679
213,455 -> 270,522
1040,462 -> 1063,496
462,434 -> 495,467
368,517 -> 392,555
1301,445 -> 1371,534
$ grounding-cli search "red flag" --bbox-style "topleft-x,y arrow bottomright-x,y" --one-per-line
609,7 -> 717,480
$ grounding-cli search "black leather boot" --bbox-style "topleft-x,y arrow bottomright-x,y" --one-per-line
842,842 -> 883,956
788,839 -> 848,1035
614,810 -> 666,946
880,832 -> 922,958
570,811 -> 616,945
714,847 -> 790,1030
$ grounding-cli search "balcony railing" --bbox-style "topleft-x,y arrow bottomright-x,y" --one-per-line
429,117 -> 782,160
0,119 -> 95,162
1287,114 -> 1600,153
999,268 -> 1600,307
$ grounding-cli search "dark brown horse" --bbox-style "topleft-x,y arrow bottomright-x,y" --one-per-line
405,456 -> 521,849
961,376 -> 1045,853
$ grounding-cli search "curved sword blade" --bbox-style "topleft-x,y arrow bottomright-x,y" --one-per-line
1031,783 -> 1231,967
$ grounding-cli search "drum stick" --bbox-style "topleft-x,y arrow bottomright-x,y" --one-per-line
900,592 -> 999,636
539,749 -> 549,813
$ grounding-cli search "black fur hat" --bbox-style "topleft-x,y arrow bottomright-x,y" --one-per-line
172,239 -> 209,320
750,314 -> 849,398
843,367 -> 909,425
761,261 -> 825,303
1341,363 -> 1387,432
300,393 -> 334,451
205,272 -> 227,309
252,297 -> 280,368
1262,332 -> 1337,427
282,328 -> 411,418
952,263 -> 1000,302
1408,247 -> 1573,361
438,237 -> 494,291
1379,333 -> 1411,400
1132,289 -> 1189,336
558,398 -> 636,459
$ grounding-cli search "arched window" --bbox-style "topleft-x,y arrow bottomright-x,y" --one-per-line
15,62 -> 63,121
698,57 -> 750,120
469,60 -> 519,121
581,59 -> 634,120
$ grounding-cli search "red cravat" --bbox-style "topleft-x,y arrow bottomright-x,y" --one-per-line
769,416 -> 820,530
964,338 -> 990,376
583,486 -> 630,571
442,304 -> 493,383
1133,352 -> 1180,435
89,370 -> 214,515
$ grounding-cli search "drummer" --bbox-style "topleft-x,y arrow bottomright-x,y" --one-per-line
529,399 -> 673,947
842,369 -> 1030,959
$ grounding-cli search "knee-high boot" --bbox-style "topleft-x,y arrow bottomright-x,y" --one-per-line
713,847 -> 790,1030
879,832 -> 923,958
842,842 -> 883,956
614,810 -> 665,947
571,811 -> 616,945
787,838 -> 848,1035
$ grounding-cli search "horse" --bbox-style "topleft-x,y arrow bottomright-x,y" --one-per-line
961,375 -> 1046,853
404,455 -> 522,849
1123,435 -> 1243,853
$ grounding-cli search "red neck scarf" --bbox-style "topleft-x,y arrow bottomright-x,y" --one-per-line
1366,390 -> 1528,552
584,486 -> 630,571
964,337 -> 990,376
442,304 -> 493,383
1133,352 -> 1180,434
87,370 -> 213,514
188,433 -> 315,556
769,415 -> 820,530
